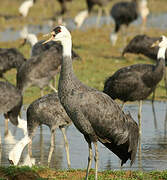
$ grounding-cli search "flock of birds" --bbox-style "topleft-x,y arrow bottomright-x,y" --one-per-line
0,0 -> 167,180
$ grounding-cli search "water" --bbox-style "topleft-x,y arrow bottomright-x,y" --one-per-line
0,101 -> 167,171
1,12 -> 167,42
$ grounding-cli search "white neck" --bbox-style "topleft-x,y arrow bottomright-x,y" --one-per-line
61,39 -> 72,58
157,46 -> 167,59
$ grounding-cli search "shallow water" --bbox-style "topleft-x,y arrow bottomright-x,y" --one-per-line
0,101 -> 167,171
0,12 -> 167,42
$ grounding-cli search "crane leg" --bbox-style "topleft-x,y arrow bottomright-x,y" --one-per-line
96,7 -> 102,27
48,129 -> 55,166
121,102 -> 125,110
4,118 -> 9,136
85,142 -> 93,180
164,67 -> 167,96
138,100 -> 142,135
49,81 -> 58,93
61,127 -> 71,169
94,142 -> 99,180
103,7 -> 110,25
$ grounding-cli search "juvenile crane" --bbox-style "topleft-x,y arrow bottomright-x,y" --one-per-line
43,25 -> 139,180
17,39 -> 79,96
9,93 -> 71,167
104,35 -> 167,134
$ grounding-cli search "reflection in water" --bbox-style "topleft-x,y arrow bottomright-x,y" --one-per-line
0,101 -> 167,170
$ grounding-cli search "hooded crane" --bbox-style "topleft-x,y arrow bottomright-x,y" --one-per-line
0,48 -> 26,80
74,0 -> 111,28
110,0 -> 139,45
122,34 -> 167,96
0,81 -> 27,135
9,93 -> 71,168
104,35 -> 167,135
43,25 -> 139,180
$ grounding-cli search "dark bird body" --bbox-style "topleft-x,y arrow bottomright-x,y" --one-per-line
104,36 -> 167,134
45,26 -> 139,179
17,40 -> 79,95
122,34 -> 167,65
103,62 -> 164,102
27,92 -> 71,166
0,48 -> 26,79
31,40 -> 79,58
57,0 -> 72,15
110,0 -> 138,45
86,0 -> 109,12
8,92 -> 71,166
111,0 -> 138,33
0,81 -> 22,126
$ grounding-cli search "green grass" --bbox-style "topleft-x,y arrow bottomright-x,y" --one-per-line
1,166 -> 167,180
0,24 -> 167,104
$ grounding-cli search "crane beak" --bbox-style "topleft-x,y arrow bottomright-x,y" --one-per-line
151,40 -> 160,48
42,31 -> 55,44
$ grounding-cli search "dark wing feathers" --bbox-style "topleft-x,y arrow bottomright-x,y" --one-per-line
79,91 -> 139,165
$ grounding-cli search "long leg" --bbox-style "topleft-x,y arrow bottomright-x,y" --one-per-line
96,7 -> 102,27
138,134 -> 142,169
138,100 -> 142,135
60,127 -> 71,168
151,99 -> 157,129
49,81 -> 57,93
4,117 -> 9,136
103,7 -> 110,25
121,102 -> 125,110
94,142 -> 99,180
48,129 -> 56,166
164,67 -> 167,96
164,105 -> 167,137
85,142 -> 93,180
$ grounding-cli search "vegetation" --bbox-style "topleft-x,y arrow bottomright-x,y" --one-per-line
0,0 -> 167,179
1,166 -> 167,180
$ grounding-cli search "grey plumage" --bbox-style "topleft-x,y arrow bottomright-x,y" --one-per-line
0,48 -> 26,79
45,26 -> 139,179
31,40 -> 79,59
122,34 -> 167,65
103,62 -> 164,102
111,0 -> 138,33
0,81 -> 22,126
27,92 -> 71,167
16,40 -> 80,95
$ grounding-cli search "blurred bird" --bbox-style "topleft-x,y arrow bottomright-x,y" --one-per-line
19,0 -> 36,17
110,0 -> 138,46
74,0 -> 111,28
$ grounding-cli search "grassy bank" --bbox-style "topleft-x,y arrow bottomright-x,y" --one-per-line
1,25 -> 167,104
0,166 -> 167,180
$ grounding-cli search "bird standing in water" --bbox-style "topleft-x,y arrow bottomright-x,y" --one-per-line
43,25 -> 139,180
